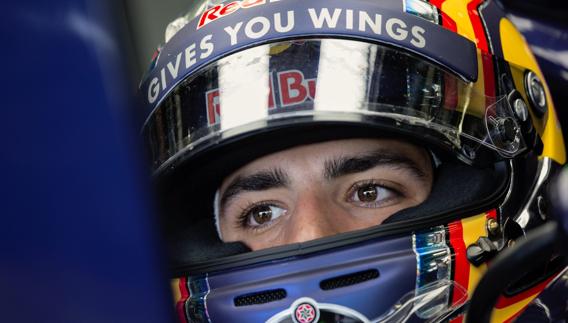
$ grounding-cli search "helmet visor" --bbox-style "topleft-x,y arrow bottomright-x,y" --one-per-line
143,38 -> 525,171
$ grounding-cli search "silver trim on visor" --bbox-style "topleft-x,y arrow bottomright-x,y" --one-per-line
142,38 -> 527,171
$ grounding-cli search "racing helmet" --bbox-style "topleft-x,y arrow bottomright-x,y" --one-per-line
139,0 -> 566,322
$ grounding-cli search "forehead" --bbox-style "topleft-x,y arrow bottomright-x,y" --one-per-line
220,138 -> 429,184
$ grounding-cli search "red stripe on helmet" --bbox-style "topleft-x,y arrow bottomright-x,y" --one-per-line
468,0 -> 499,121
480,47 -> 497,120
450,314 -> 464,323
486,209 -> 497,220
429,0 -> 445,7
467,0 -> 490,53
498,275 -> 556,323
441,12 -> 458,32
447,219 -> 471,323
176,277 -> 190,323
481,52 -> 496,99
495,275 -> 555,309
470,0 -> 496,111
429,0 -> 458,32
448,220 -> 470,305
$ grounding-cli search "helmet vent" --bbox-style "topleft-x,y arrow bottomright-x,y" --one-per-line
319,269 -> 380,290
234,288 -> 287,307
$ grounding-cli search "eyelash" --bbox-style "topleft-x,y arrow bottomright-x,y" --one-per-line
234,180 -> 403,230
346,179 -> 402,208
235,201 -> 284,231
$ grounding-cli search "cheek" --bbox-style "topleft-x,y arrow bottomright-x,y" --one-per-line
409,180 -> 433,205
218,218 -> 236,241
335,210 -> 393,230
218,214 -> 288,249
240,228 -> 289,251
339,201 -> 420,228
247,237 -> 283,251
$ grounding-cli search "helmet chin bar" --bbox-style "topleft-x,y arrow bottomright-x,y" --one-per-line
171,157 -> 566,323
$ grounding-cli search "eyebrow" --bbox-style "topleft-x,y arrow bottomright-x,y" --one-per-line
219,148 -> 429,210
324,149 -> 428,180
220,168 -> 289,208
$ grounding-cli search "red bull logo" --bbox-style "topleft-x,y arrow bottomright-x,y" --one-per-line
198,0 -> 281,30
206,69 -> 317,125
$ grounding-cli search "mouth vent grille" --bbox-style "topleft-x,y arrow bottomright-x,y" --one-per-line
320,269 -> 380,290
234,288 -> 287,307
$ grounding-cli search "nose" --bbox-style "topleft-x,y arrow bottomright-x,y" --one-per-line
282,192 -> 342,244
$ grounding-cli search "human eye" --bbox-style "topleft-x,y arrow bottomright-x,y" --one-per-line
237,202 -> 287,230
347,180 -> 401,208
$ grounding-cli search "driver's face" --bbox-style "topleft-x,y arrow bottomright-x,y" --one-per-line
218,139 -> 433,251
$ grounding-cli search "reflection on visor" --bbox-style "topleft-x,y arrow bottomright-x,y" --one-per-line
143,38 -> 526,171
266,280 -> 468,323
375,279 -> 468,323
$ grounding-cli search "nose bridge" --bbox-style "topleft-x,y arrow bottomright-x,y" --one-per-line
284,189 -> 340,243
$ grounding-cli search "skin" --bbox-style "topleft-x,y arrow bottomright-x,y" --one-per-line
217,138 -> 433,251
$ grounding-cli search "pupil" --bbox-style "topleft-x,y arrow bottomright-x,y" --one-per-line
358,185 -> 378,202
252,205 -> 272,224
